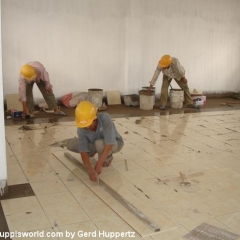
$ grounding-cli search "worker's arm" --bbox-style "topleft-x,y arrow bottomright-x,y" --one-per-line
18,77 -> 30,116
181,76 -> 188,83
21,101 -> 29,115
149,65 -> 162,87
42,67 -> 53,92
94,144 -> 113,174
80,152 -> 99,182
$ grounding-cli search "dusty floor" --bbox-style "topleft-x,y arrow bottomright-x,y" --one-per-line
1,97 -> 240,239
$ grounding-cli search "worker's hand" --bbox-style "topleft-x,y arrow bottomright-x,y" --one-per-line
94,163 -> 102,175
89,170 -> 99,182
181,77 -> 188,84
147,85 -> 153,92
46,87 -> 53,93
22,109 -> 30,119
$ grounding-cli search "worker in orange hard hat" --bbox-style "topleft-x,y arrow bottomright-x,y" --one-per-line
19,61 -> 66,118
148,55 -> 198,110
66,101 -> 124,182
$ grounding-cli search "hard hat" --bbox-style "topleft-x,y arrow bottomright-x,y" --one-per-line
159,55 -> 172,68
21,64 -> 37,81
75,101 -> 97,128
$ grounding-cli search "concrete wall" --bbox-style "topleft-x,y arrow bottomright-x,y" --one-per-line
0,1 -> 7,195
2,0 -> 240,100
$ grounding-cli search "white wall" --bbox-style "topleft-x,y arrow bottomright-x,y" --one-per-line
0,1 -> 7,195
2,0 -> 240,101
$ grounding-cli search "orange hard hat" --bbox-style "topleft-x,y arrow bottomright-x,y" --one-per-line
21,64 -> 37,81
75,101 -> 97,128
159,55 -> 172,68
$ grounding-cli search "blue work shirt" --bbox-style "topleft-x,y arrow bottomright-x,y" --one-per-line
77,113 -> 124,153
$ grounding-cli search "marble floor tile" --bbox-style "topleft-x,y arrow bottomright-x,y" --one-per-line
7,163 -> 28,185
2,196 -> 51,232
3,110 -> 240,238
37,191 -> 90,227
216,211 -> 240,234
30,179 -> 68,196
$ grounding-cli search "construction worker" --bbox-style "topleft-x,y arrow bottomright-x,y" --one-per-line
148,55 -> 197,110
19,61 -> 66,118
67,101 -> 124,182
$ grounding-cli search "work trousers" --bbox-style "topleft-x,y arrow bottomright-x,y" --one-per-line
159,74 -> 193,106
67,138 -> 124,162
26,80 -> 57,113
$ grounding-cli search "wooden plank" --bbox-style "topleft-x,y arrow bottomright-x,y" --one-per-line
64,152 -> 160,233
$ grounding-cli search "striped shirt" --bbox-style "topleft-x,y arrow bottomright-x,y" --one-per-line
18,61 -> 52,102
149,57 -> 185,86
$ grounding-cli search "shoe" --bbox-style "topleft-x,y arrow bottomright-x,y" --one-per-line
159,105 -> 166,110
102,155 -> 113,167
89,151 -> 97,157
187,104 -> 199,109
53,111 -> 66,116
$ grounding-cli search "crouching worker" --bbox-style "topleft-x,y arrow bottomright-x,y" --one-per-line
67,101 -> 124,182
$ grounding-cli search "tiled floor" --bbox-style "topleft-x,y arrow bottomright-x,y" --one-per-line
2,109 -> 240,239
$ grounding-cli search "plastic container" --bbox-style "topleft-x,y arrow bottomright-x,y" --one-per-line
123,94 -> 139,106
138,90 -> 155,110
88,88 -> 103,108
169,89 -> 184,108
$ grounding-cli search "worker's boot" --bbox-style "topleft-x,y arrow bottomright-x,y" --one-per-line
102,154 -> 113,167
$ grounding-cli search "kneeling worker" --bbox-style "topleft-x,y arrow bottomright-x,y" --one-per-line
67,101 -> 124,182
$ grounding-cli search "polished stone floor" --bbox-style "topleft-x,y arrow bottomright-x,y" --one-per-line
2,109 -> 240,239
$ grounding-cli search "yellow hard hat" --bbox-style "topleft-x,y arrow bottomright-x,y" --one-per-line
75,101 -> 97,128
21,64 -> 37,81
159,55 -> 172,68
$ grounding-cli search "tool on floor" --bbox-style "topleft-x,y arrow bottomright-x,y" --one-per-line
63,152 -> 160,232
179,172 -> 191,186
135,117 -> 143,124
19,125 -> 36,130
124,159 -> 128,171
220,102 -> 240,107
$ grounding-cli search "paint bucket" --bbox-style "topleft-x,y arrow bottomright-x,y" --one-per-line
88,88 -> 103,108
138,90 -> 155,110
142,86 -> 156,103
142,86 -> 156,92
169,89 -> 184,108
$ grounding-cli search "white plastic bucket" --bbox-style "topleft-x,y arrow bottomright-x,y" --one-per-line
139,90 -> 155,110
88,88 -> 103,108
169,89 -> 184,108
142,86 -> 156,103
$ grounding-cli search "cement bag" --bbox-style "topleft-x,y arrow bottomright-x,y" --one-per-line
61,92 -> 88,108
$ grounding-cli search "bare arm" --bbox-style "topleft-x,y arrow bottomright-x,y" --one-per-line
94,144 -> 113,174
80,152 -> 98,182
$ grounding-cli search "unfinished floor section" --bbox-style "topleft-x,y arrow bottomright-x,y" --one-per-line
2,110 -> 240,239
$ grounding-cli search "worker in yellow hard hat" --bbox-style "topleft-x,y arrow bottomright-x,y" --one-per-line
148,55 -> 197,110
19,61 -> 66,118
66,101 -> 124,182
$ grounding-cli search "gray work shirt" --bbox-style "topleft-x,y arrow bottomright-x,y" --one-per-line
77,112 -> 124,153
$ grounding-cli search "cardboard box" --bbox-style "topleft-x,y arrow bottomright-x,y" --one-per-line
11,110 -> 23,118
192,96 -> 206,106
